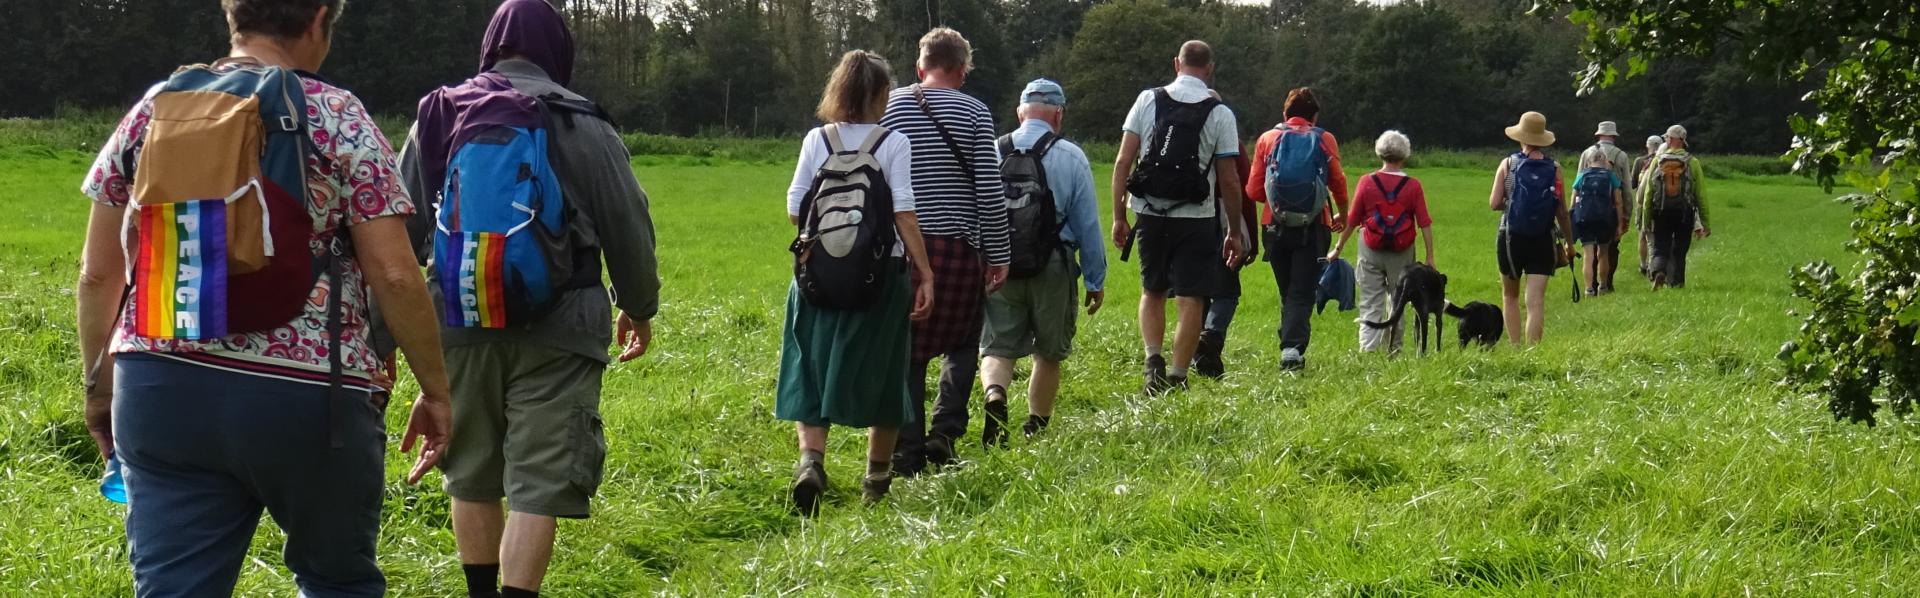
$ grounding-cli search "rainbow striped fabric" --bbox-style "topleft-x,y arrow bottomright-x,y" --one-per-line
133,200 -> 229,339
439,231 -> 508,328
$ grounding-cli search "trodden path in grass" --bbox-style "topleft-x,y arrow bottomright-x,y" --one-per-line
3,148 -> 1916,594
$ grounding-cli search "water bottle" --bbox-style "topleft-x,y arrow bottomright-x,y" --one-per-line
100,455 -> 128,504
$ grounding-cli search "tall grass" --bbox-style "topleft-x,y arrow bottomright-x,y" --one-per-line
1,136 -> 1910,594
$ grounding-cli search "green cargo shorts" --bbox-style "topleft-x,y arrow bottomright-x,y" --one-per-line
981,253 -> 1080,362
441,343 -> 607,518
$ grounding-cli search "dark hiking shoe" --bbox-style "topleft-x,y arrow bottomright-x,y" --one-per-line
925,435 -> 955,469
1280,348 -> 1306,372
982,392 -> 1010,450
1194,330 -> 1226,379
791,459 -> 827,517
861,473 -> 894,505
1144,354 -> 1170,395
1023,415 -> 1050,438
1168,375 -> 1190,391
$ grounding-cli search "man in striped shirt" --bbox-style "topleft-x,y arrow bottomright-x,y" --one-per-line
880,27 -> 1013,475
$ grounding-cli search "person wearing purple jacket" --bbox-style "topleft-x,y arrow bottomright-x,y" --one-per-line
398,1 -> 660,596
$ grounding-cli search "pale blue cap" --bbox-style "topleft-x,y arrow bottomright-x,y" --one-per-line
1019,78 -> 1066,107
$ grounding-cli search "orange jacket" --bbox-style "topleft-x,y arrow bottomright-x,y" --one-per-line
1244,117 -> 1346,228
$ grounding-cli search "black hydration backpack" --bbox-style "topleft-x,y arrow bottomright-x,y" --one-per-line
790,124 -> 896,309
997,132 -> 1065,278
1125,89 -> 1221,204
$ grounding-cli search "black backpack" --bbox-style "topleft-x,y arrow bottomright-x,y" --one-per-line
790,124 -> 896,309
997,132 -> 1065,278
1125,89 -> 1221,204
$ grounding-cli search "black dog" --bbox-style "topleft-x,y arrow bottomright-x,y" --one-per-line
1363,263 -> 1447,355
1444,300 -> 1503,348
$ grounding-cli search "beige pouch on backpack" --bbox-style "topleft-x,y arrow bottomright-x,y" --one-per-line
133,90 -> 273,274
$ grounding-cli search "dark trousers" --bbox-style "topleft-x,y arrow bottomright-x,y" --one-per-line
1647,208 -> 1695,287
894,347 -> 980,468
1263,224 -> 1331,353
114,353 -> 387,598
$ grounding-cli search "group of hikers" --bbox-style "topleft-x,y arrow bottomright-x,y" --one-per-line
66,1 -> 1715,596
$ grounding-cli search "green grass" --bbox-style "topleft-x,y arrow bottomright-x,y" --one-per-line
3,130 -> 1917,595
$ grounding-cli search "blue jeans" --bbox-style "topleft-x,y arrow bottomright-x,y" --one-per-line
113,353 -> 387,597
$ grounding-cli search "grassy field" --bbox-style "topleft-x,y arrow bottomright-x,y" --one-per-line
2,129 -> 1917,595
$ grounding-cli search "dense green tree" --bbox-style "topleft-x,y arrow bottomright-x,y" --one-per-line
1065,0 -> 1206,141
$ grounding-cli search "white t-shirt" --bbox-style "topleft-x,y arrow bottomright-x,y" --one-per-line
786,123 -> 917,256
1122,74 -> 1241,219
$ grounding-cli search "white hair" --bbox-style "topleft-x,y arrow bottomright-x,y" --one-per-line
1374,130 -> 1410,164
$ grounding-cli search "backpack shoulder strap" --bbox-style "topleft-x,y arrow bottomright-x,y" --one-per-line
996,134 -> 1016,158
538,94 -> 615,130
1031,131 -> 1059,158
1384,174 -> 1411,199
856,125 -> 890,156
820,123 -> 845,154
1151,88 -> 1174,122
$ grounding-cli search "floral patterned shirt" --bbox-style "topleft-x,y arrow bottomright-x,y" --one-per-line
82,65 -> 411,383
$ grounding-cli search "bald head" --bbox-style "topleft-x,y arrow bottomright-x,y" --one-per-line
1179,40 -> 1212,69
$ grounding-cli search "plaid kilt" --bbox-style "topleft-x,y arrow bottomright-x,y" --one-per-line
910,235 -> 987,362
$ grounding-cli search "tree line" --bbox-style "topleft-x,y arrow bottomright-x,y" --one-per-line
1,0 -> 1811,153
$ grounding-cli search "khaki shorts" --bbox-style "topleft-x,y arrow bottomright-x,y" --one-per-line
441,343 -> 606,518
981,253 -> 1080,362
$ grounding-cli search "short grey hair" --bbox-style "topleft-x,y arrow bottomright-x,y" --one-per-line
1374,130 -> 1410,164
1645,135 -> 1662,152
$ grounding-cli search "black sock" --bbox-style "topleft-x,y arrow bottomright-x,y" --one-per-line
985,384 -> 1008,403
502,586 -> 539,598
801,449 -> 824,465
868,460 -> 891,476
462,563 -> 500,598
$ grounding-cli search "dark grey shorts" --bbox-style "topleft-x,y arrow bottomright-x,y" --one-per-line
981,253 -> 1080,361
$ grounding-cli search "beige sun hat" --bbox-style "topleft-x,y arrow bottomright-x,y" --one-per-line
1505,111 -> 1557,147
1665,124 -> 1688,140
1594,121 -> 1620,137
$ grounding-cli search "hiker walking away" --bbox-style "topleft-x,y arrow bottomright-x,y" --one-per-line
779,50 -> 934,514
1194,88 -> 1257,379
75,1 -> 452,594
1326,130 -> 1434,354
879,28 -> 1011,475
1110,40 -> 1248,392
1639,125 -> 1712,290
1631,134 -> 1661,280
1488,111 -> 1574,347
1571,151 -> 1628,297
977,79 -> 1107,445
397,2 -> 660,596
1244,87 -> 1346,371
1581,121 -> 1633,292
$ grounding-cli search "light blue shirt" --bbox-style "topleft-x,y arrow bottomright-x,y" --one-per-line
1010,118 -> 1107,292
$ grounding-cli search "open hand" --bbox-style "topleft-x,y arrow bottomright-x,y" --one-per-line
401,392 -> 452,485
616,312 -> 652,362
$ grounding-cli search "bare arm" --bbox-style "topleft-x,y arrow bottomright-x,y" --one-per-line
1111,132 -> 1142,230
1421,225 -> 1436,267
1488,159 -> 1510,211
351,216 -> 450,398
1214,156 -> 1245,238
76,203 -> 127,459
895,212 -> 935,321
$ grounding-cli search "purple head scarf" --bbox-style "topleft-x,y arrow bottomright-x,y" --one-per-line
479,0 -> 575,86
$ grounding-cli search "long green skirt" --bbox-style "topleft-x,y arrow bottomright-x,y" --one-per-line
774,265 -> 915,428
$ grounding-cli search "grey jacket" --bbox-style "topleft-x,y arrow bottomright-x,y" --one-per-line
398,58 -> 660,362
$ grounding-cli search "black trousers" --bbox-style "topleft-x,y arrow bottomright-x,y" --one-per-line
1647,208 -> 1695,287
894,347 -> 980,468
1263,223 -> 1331,353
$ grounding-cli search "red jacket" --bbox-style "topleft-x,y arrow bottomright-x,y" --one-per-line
1244,117 -> 1347,228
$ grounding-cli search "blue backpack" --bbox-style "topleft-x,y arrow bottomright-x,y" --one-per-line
1503,152 -> 1560,236
1265,125 -> 1330,227
1572,167 -> 1616,226
430,75 -> 603,329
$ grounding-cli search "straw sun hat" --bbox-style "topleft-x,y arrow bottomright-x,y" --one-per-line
1504,111 -> 1556,147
